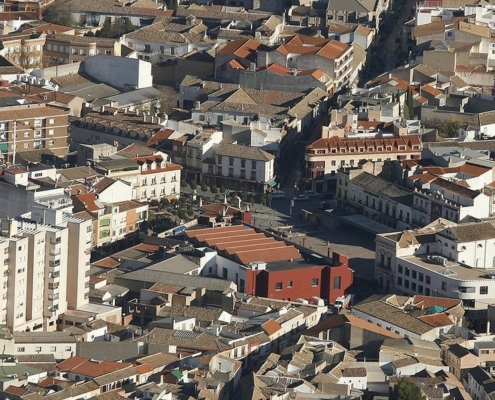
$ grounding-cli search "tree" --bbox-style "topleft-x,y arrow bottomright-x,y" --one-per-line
6,46 -> 49,70
165,0 -> 178,10
390,378 -> 426,400
404,88 -> 414,120
43,0 -> 76,27
148,215 -> 174,234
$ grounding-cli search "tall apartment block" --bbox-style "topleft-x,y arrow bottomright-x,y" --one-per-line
0,103 -> 70,163
0,207 -> 92,332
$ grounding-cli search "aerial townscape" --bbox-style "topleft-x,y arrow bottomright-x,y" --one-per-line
4,0 -> 495,399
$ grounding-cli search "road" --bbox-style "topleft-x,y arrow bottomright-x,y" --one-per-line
250,196 -> 376,281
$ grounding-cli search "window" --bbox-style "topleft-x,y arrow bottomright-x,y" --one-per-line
275,282 -> 282,290
405,267 -> 410,276
442,281 -> 447,291
287,281 -> 293,288
48,140 -> 54,146
426,275 -> 431,284
481,286 -> 488,295
398,265 -> 403,274
419,273 -> 424,282
404,279 -> 409,289
17,347 -> 25,352
50,346 -> 56,352
333,276 -> 341,289
412,270 -> 417,279
222,268 -> 228,279
24,132 -> 29,138
48,129 -> 54,135
397,277 -> 402,286
311,278 -> 319,286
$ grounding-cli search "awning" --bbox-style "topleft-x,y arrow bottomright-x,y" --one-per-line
268,179 -> 277,187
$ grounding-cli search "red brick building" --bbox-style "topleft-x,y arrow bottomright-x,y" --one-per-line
186,225 -> 353,304
243,253 -> 352,304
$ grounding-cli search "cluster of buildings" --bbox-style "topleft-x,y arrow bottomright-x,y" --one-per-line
4,0 -> 495,398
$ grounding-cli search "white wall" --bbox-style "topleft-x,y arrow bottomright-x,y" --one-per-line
83,55 -> 152,89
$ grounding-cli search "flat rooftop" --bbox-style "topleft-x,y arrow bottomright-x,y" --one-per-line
401,253 -> 495,281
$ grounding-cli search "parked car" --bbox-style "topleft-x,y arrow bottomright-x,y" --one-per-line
271,190 -> 285,199
319,193 -> 334,200
292,194 -> 309,201
317,201 -> 331,209
305,190 -> 318,198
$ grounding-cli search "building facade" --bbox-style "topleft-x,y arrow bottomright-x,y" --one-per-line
375,220 -> 495,319
0,103 -> 69,162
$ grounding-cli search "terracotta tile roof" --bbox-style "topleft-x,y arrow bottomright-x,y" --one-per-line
307,134 -> 422,153
418,313 -> 454,327
149,283 -> 184,293
217,38 -> 265,59
0,103 -> 69,120
261,319 -> 281,336
116,143 -> 154,159
421,84 -> 443,97
56,357 -> 132,377
133,243 -> 159,253
113,199 -> 147,211
147,129 -> 175,147
5,386 -> 28,396
92,257 -> 121,269
186,225 -> 247,239
134,364 -> 153,374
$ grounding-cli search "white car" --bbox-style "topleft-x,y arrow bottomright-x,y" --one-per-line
292,194 -> 309,201
305,190 -> 318,198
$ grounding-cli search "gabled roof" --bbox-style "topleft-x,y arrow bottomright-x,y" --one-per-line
217,39 -> 266,60
261,319 -> 281,336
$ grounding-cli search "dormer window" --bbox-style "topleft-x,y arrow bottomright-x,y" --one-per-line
151,162 -> 156,170
377,146 -> 383,151
399,146 -> 406,151
350,148 -> 355,153
142,164 -> 147,171
359,148 -> 364,153
368,147 -> 374,152
161,161 -> 166,168
386,146 -> 392,151
341,149 -> 346,153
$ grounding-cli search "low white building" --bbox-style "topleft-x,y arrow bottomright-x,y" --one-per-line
375,219 -> 495,312
202,142 -> 275,192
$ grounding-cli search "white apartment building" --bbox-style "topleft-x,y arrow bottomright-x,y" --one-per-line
0,168 -> 73,219
94,152 -> 182,201
0,208 -> 92,332
375,219 -> 495,312
202,142 -> 275,192
185,130 -> 223,181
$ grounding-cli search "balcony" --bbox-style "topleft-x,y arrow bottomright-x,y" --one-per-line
85,282 -> 90,288
49,260 -> 60,268
47,293 -> 59,301
48,271 -> 60,279
49,248 -> 61,256
49,237 -> 61,245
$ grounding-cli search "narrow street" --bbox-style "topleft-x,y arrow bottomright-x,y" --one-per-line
363,0 -> 417,82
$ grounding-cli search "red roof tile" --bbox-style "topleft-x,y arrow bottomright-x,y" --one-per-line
261,319 -> 281,336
